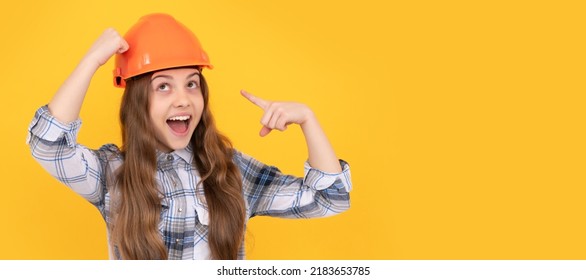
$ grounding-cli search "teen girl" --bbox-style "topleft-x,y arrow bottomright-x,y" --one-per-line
27,13 -> 351,260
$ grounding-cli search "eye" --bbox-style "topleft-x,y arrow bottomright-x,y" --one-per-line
157,83 -> 170,91
187,81 -> 199,89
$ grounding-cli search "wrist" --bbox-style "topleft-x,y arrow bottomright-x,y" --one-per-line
299,105 -> 315,125
300,110 -> 318,131
79,54 -> 102,73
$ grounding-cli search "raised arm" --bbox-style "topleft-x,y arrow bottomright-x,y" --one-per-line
48,28 -> 128,123
240,90 -> 342,173
27,29 -> 128,207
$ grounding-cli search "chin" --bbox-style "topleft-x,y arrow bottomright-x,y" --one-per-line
158,137 -> 191,153
169,141 -> 191,151
157,129 -> 195,152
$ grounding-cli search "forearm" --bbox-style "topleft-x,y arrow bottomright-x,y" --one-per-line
47,28 -> 128,124
48,58 -> 99,124
300,114 -> 342,173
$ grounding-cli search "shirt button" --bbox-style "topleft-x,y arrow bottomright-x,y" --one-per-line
178,208 -> 183,213
176,239 -> 181,243
167,155 -> 173,161
173,181 -> 177,187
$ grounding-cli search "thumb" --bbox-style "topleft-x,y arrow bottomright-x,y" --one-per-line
118,39 -> 129,53
259,126 -> 272,137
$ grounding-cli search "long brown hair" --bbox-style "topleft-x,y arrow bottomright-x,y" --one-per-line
111,70 -> 246,260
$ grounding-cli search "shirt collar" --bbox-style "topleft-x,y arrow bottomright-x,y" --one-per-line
155,144 -> 194,165
174,144 -> 194,164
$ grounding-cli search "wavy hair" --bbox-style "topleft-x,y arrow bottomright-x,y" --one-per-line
111,69 -> 246,259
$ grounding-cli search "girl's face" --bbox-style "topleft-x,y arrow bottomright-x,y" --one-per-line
149,67 -> 204,153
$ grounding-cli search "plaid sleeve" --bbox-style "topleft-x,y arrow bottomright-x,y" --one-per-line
235,150 -> 351,219
26,105 -> 107,205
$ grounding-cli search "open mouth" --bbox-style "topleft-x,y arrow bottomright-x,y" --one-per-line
166,115 -> 191,134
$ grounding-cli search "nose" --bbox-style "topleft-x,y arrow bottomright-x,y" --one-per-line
173,87 -> 190,108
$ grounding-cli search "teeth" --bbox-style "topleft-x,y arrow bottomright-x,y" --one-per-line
168,116 -> 190,121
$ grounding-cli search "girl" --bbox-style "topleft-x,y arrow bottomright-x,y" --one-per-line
27,13 -> 351,260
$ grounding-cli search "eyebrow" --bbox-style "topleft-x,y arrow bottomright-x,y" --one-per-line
151,71 -> 200,82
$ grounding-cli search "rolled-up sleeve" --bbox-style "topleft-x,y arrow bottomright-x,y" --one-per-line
303,160 -> 352,192
26,105 -> 106,205
236,150 -> 351,219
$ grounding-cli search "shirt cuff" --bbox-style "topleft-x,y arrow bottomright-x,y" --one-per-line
303,159 -> 352,192
26,105 -> 82,148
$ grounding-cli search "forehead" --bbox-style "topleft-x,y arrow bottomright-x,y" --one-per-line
151,67 -> 200,78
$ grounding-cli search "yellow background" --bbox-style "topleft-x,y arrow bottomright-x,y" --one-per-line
1,0 -> 585,259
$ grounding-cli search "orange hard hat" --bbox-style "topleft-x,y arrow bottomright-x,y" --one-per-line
113,13 -> 213,88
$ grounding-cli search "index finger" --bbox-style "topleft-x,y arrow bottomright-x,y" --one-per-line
240,90 -> 269,110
